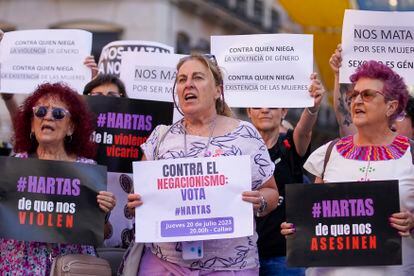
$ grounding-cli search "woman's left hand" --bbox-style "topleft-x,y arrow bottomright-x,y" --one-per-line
97,191 -> 116,213
389,210 -> 414,237
242,190 -> 262,212
84,55 -> 99,79
308,73 -> 325,112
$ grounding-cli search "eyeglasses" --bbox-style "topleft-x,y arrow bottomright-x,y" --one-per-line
251,107 -> 280,110
32,106 -> 70,120
395,111 -> 407,122
346,89 -> 385,103
89,91 -> 121,97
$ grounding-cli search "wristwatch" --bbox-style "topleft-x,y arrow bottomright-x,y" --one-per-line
256,195 -> 268,217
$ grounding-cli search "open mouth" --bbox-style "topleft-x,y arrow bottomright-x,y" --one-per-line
184,93 -> 197,101
41,125 -> 55,132
354,108 -> 365,115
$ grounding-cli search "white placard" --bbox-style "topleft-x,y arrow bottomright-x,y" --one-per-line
0,29 -> 92,94
133,155 -> 253,242
98,40 -> 174,77
340,9 -> 414,84
211,34 -> 313,108
120,52 -> 184,102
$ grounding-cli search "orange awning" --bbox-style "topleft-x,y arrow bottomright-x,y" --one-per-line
278,0 -> 354,99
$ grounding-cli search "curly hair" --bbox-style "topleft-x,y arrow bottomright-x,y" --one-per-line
13,82 -> 96,158
83,74 -> 126,97
350,60 -> 409,122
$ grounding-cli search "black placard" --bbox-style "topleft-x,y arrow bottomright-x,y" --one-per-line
85,96 -> 174,173
0,156 -> 107,246
286,180 -> 401,267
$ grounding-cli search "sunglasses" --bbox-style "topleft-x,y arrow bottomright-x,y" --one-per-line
346,89 -> 385,104
203,54 -> 218,66
32,106 -> 70,120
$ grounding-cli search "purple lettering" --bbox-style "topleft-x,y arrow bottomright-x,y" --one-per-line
72,178 -> 80,196
106,112 -> 116,128
322,200 -> 331,217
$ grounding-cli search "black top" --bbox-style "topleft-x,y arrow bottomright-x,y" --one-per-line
255,129 -> 310,258
0,141 -> 11,156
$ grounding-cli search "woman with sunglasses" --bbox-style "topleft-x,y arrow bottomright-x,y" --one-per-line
281,61 -> 414,275
0,82 -> 116,274
126,54 -> 279,275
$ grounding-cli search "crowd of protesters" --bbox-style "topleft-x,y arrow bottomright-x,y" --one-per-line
0,25 -> 413,276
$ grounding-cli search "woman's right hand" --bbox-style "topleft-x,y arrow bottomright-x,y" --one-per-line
84,55 -> 99,79
329,44 -> 342,74
280,221 -> 296,236
127,193 -> 143,216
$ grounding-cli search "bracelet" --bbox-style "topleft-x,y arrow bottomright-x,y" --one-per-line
256,195 -> 268,217
306,107 -> 319,116
1,94 -> 14,101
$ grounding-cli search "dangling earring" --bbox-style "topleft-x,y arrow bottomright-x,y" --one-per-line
30,132 -> 35,140
66,135 -> 73,143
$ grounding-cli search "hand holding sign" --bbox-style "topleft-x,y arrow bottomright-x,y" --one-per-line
329,44 -> 343,75
389,210 -> 414,237
126,193 -> 143,216
84,55 -> 99,79
97,191 -> 117,213
281,221 -> 296,236
307,73 -> 325,114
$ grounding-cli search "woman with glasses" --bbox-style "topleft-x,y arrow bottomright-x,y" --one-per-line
127,54 -> 279,275
83,74 -> 128,247
83,74 -> 127,98
282,61 -> 414,275
329,44 -> 414,139
0,82 -> 116,274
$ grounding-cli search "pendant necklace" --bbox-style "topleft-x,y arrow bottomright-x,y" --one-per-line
183,117 -> 218,157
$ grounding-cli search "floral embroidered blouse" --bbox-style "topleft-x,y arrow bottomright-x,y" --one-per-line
140,120 -> 275,270
304,135 -> 414,276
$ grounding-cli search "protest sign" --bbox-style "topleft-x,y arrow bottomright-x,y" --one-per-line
211,34 -> 313,108
286,180 -> 401,267
0,157 -> 107,246
98,40 -> 173,77
120,52 -> 184,101
0,29 -> 92,93
133,155 -> 253,242
86,95 -> 174,173
340,9 -> 414,84
103,172 -> 135,248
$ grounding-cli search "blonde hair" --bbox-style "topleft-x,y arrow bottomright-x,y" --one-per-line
174,54 -> 233,117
